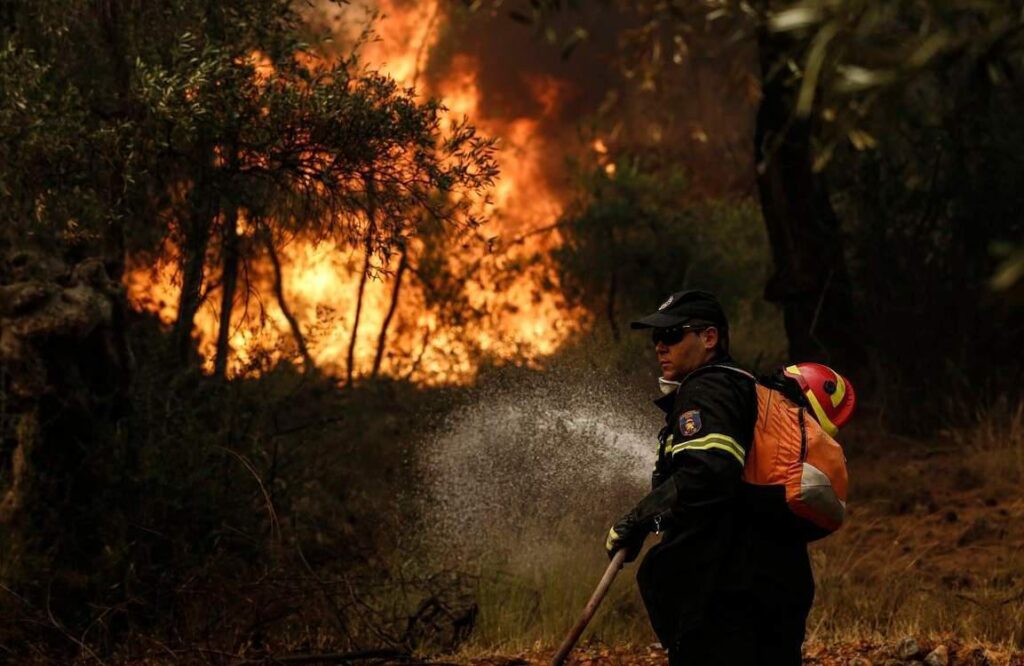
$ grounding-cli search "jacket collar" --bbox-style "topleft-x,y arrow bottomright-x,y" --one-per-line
654,391 -> 676,414
653,353 -> 736,414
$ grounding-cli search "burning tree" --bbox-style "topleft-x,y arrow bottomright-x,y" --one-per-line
0,0 -> 497,644
130,10 -> 498,378
2,0 -> 498,372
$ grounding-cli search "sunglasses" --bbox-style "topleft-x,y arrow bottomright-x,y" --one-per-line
652,325 -> 706,347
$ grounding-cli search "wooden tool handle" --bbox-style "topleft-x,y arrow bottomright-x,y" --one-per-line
549,549 -> 628,666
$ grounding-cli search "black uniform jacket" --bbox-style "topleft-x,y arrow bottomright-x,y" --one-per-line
636,356 -> 816,664
636,356 -> 758,645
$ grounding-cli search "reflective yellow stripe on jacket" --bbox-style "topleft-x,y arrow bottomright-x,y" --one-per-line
669,433 -> 745,466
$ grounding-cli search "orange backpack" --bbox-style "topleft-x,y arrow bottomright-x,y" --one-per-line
707,365 -> 849,539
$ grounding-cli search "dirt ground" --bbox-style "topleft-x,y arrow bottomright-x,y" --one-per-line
458,639 -> 1024,665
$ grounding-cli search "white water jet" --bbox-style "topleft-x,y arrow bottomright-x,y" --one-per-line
418,376 -> 660,558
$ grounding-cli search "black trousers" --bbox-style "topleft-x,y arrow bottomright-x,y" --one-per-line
638,531 -> 814,666
663,585 -> 811,665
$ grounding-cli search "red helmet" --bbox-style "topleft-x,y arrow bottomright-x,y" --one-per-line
783,363 -> 856,437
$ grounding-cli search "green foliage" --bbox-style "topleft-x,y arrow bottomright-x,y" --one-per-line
991,241 -> 1024,292
765,0 -> 1024,162
829,40 -> 1024,424
0,40 -> 125,249
553,157 -> 786,370
0,0 -> 497,269
554,159 -> 693,318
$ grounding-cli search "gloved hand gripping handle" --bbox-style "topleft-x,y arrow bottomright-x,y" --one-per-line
606,474 -> 680,560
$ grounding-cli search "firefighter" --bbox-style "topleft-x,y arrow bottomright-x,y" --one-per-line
605,289 -> 813,666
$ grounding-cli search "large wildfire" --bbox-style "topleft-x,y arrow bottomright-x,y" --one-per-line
126,1 -> 589,384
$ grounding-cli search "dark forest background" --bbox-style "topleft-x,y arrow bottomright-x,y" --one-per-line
1,0 -> 1022,662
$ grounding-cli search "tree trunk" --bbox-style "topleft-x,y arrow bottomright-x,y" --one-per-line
606,226 -> 620,342
213,203 -> 240,378
173,144 -> 216,365
95,0 -> 131,282
754,26 -> 866,373
262,229 -> 316,372
0,255 -> 133,624
372,243 -> 408,378
347,175 -> 377,385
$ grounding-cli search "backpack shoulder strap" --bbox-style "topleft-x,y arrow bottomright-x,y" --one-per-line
680,363 -> 758,386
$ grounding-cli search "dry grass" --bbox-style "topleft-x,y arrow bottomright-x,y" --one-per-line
462,540 -> 652,652
955,399 -> 1024,487
807,400 -> 1024,648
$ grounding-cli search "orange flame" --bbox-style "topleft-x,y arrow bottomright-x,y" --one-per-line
127,1 -> 584,384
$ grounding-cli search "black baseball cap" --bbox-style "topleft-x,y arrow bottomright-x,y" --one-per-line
630,290 -> 728,330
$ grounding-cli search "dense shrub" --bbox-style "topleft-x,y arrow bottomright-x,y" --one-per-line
553,158 -> 787,374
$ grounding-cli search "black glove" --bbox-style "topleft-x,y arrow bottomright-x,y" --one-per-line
605,511 -> 645,562
605,473 -> 680,562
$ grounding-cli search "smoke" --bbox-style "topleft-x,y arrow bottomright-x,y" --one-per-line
421,3 -> 758,198
422,4 -> 624,188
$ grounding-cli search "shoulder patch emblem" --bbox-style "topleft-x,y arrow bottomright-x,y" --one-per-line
679,410 -> 702,437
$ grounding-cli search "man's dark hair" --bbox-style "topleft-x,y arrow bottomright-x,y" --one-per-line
714,325 -> 730,355
693,320 -> 729,356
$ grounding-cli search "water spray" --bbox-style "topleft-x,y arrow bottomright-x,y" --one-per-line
416,373 -> 655,655
419,380 -> 652,556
